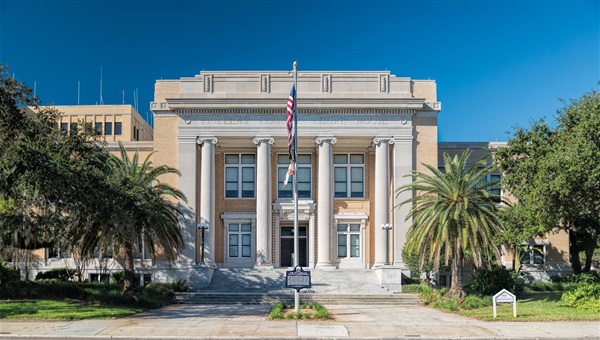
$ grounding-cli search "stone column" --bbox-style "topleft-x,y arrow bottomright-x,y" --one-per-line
393,135 -> 414,266
197,137 -> 218,266
253,137 -> 274,266
178,137 -> 199,264
373,137 -> 394,267
315,136 -> 336,269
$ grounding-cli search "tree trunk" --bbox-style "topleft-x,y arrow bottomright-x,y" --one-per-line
569,231 -> 583,274
583,248 -> 594,272
448,240 -> 466,299
123,240 -> 135,295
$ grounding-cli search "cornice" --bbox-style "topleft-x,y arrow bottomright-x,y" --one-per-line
165,97 -> 426,110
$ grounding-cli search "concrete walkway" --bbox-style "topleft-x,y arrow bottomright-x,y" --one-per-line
0,304 -> 598,339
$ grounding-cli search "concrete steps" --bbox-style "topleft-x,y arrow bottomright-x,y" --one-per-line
177,267 -> 419,305
173,292 -> 421,305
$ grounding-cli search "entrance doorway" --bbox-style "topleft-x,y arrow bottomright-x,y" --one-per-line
280,226 -> 307,267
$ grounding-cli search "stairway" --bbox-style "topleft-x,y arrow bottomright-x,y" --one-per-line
175,267 -> 421,305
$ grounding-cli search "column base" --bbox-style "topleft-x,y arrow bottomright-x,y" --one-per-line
315,262 -> 337,270
374,265 -> 404,292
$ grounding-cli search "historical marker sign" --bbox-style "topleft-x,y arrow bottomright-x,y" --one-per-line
493,289 -> 517,318
285,266 -> 311,291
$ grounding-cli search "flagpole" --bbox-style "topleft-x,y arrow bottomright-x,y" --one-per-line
292,61 -> 300,313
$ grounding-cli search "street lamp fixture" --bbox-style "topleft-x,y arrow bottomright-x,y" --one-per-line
197,221 -> 209,264
381,223 -> 393,265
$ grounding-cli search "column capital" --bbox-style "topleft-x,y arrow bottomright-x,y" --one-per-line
252,136 -> 274,145
393,135 -> 413,144
315,136 -> 337,146
373,136 -> 395,146
196,136 -> 218,146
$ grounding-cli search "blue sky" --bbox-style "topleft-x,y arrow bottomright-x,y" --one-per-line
1,0 -> 598,141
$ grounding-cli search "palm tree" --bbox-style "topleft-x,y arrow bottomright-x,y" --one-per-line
77,142 -> 186,294
396,149 -> 503,298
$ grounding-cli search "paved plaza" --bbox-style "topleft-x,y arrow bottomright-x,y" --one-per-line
0,303 -> 598,339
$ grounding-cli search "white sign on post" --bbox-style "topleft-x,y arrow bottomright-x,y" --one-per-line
493,289 -> 517,318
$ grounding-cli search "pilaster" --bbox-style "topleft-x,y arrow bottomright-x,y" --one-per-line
392,134 -> 414,267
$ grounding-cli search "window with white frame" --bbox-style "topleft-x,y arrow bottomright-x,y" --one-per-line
228,223 -> 252,258
277,154 -> 311,199
334,154 -> 364,198
47,245 -> 71,259
225,154 -> 255,198
337,223 -> 361,258
521,244 -> 545,265
134,235 -> 152,260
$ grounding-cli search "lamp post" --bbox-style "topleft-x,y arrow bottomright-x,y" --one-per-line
381,223 -> 393,265
197,221 -> 209,264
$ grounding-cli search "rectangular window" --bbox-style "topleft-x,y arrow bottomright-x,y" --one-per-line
70,122 -> 78,135
489,174 -> 502,202
60,123 -> 68,136
95,122 -> 103,134
228,223 -> 252,258
47,245 -> 71,259
114,122 -> 122,135
521,245 -> 545,265
334,154 -> 364,198
337,223 -> 361,258
225,154 -> 255,198
105,122 -> 113,135
277,154 -> 311,198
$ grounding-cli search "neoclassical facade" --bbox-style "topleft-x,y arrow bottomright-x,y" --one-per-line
17,70 -> 572,286
149,70 -> 440,283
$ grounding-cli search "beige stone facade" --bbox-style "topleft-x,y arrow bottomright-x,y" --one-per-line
439,142 -> 572,281
21,70 -> 571,286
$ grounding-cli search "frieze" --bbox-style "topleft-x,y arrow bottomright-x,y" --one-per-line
175,109 -> 416,115
193,119 -> 394,126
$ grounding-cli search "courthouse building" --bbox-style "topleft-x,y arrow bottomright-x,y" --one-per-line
21,69 -> 571,286
147,70 -> 440,285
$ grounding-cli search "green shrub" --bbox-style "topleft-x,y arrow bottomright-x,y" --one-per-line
402,276 -> 421,285
430,297 -> 459,311
561,283 -> 600,312
111,271 -> 124,284
269,302 -> 285,319
169,279 -> 189,292
419,285 -> 446,304
460,295 -> 492,309
553,272 -> 600,284
35,268 -> 75,281
313,302 -> 330,319
138,283 -> 175,308
402,284 -> 426,293
0,280 -> 36,299
0,262 -> 20,284
465,265 -> 522,296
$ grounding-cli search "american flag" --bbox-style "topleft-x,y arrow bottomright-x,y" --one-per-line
286,84 -> 296,162
284,84 -> 296,187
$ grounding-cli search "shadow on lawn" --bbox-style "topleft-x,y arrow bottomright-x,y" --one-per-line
520,292 -> 562,303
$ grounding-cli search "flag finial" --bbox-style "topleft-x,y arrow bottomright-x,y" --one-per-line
293,61 -> 297,68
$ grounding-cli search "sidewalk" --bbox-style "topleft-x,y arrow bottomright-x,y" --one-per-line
1,303 -> 598,339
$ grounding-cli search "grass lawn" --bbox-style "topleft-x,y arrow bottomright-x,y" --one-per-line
0,300 -> 142,320
458,292 -> 600,322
